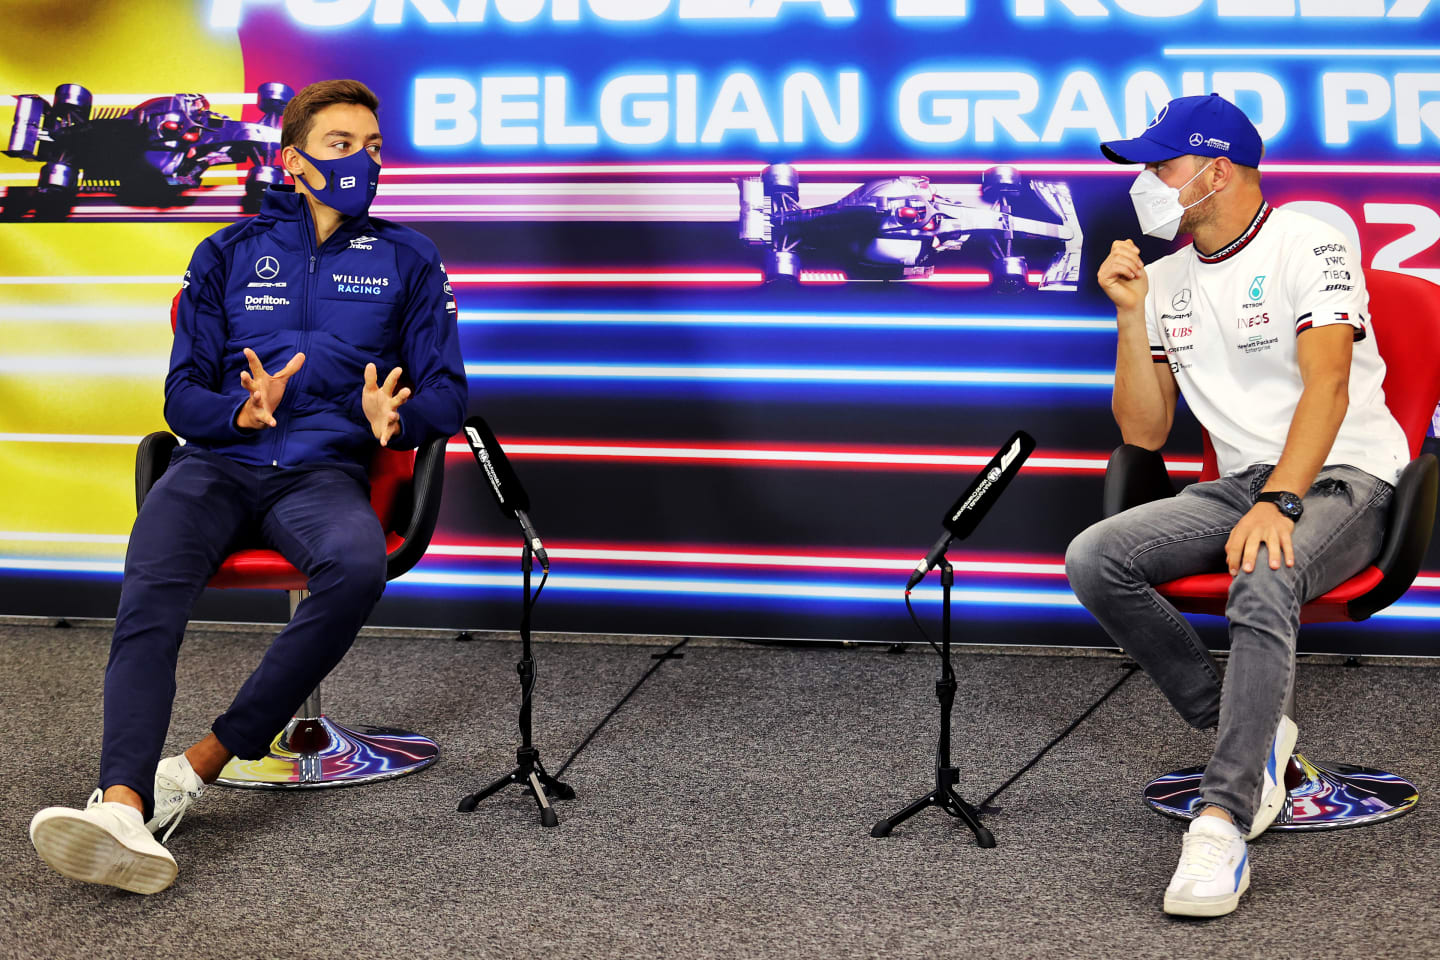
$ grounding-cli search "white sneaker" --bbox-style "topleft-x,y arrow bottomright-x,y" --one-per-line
1247,714 -> 1299,840
147,754 -> 205,842
1163,815 -> 1250,918
29,790 -> 178,894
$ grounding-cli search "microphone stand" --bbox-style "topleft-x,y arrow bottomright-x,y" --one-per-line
458,540 -> 574,827
871,553 -> 995,847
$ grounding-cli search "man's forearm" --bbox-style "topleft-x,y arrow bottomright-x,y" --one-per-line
1263,378 -> 1348,496
1111,307 -> 1170,449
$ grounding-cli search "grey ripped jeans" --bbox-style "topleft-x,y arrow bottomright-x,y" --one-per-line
1064,462 -> 1393,832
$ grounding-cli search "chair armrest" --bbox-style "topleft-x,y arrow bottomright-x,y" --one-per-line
1102,444 -> 1176,518
135,431 -> 179,512
384,433 -> 448,581
1348,453 -> 1439,621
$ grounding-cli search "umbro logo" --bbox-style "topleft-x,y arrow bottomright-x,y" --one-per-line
349,235 -> 376,250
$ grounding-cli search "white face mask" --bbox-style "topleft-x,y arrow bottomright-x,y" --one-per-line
1128,160 -> 1215,240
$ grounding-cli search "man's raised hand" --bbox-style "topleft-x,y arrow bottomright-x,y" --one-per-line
363,362 -> 411,447
237,347 -> 305,430
1098,239 -> 1149,314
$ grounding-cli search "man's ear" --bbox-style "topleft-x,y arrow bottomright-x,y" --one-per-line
1210,156 -> 1234,193
281,144 -> 305,177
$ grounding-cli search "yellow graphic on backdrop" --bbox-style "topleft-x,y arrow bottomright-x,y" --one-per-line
1,1 -> 244,564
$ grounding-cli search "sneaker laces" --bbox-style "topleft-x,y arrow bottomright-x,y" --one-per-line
152,768 -> 202,843
1176,831 -> 1230,880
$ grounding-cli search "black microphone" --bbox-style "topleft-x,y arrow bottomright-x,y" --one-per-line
462,416 -> 549,572
906,430 -> 1036,590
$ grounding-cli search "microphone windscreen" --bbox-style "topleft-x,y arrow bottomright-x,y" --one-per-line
941,430 -> 1036,541
462,415 -> 531,518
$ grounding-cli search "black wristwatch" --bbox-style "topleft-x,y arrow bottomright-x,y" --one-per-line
1255,490 -> 1303,521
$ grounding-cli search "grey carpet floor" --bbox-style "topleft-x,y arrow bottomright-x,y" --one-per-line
0,622 -> 1436,960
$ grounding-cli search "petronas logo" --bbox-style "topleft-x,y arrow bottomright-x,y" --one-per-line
1249,276 -> 1267,301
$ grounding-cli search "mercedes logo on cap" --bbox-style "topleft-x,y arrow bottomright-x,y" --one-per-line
1189,132 -> 1204,147
255,256 -> 280,280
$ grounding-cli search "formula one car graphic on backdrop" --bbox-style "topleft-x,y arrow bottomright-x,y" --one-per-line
739,164 -> 1082,291
4,82 -> 292,218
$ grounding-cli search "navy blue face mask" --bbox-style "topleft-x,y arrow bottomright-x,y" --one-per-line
294,146 -> 380,218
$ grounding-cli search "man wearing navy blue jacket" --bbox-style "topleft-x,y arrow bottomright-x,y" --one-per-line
29,79 -> 467,894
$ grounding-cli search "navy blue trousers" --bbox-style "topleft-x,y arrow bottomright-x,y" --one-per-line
100,449 -> 386,818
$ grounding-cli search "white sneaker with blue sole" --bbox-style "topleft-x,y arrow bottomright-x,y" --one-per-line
1164,815 -> 1249,918
1246,714 -> 1298,840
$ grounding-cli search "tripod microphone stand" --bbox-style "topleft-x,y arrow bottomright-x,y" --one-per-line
871,554 -> 995,847
458,540 -> 573,827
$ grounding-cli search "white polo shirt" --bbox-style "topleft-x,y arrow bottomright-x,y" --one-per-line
1144,202 -> 1408,485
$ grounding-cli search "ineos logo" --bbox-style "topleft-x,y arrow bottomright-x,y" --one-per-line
255,256 -> 280,280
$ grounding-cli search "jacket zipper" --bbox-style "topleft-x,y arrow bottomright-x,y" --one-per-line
274,203 -> 318,467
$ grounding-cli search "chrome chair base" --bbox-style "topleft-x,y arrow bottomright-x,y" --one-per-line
215,715 -> 439,789
1144,753 -> 1419,830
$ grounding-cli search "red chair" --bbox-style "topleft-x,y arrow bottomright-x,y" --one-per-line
134,431 -> 448,787
1102,268 -> 1440,830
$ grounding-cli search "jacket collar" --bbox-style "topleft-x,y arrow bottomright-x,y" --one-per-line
257,185 -> 373,241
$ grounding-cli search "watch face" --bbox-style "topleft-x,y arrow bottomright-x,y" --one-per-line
1260,491 -> 1303,518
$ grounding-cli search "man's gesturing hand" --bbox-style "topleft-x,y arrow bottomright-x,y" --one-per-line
237,347 -> 305,430
1098,239 -> 1149,314
363,362 -> 412,447
1226,502 -> 1296,577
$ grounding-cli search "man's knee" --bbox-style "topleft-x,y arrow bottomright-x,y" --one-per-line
1065,520 -> 1116,602
312,528 -> 387,602
1225,551 -> 1300,629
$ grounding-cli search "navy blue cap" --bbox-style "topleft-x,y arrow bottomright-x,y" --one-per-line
1101,93 -> 1263,168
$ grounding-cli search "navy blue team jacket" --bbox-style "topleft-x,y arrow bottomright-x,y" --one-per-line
165,186 -> 467,469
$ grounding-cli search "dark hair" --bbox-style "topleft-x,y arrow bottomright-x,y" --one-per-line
281,79 -> 380,150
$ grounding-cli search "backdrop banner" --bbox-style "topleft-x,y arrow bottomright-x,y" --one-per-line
3,0 -> 1439,653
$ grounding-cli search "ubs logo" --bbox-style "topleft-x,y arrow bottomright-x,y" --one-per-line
1171,289 -> 1191,312
255,256 -> 280,280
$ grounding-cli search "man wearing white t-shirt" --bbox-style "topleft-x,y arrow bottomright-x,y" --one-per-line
1065,94 -> 1407,918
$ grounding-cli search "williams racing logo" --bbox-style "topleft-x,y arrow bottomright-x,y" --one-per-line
333,273 -> 390,295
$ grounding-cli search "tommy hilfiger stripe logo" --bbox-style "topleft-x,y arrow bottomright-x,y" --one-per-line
1197,202 -> 1272,264
1151,344 -> 1168,363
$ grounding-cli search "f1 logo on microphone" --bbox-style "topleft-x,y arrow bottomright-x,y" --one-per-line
339,176 -> 356,189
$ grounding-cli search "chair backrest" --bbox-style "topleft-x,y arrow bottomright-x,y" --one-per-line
1196,267 -> 1440,482
1367,268 -> 1440,458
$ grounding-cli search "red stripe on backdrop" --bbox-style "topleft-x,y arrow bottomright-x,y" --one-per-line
421,539 -> 1069,575
418,539 -> 1440,590
443,438 -> 1205,475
